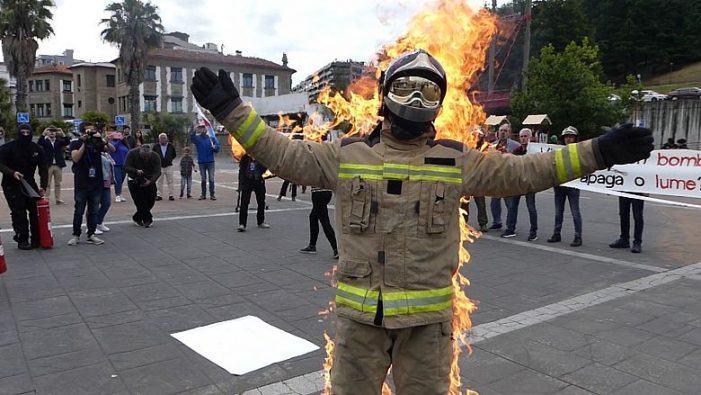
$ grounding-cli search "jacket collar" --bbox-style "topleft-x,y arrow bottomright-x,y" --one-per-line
379,118 -> 431,151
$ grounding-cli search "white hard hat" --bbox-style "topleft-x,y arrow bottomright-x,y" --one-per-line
561,126 -> 579,136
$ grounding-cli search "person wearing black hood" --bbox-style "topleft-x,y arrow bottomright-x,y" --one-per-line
191,49 -> 654,393
0,124 -> 48,250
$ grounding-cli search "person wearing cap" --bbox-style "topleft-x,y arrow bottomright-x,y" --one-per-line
191,48 -> 653,392
37,126 -> 71,204
0,124 -> 48,249
124,144 -> 161,227
547,126 -> 583,247
189,123 -> 220,200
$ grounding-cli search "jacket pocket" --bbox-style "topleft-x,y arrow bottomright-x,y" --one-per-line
427,182 -> 447,234
338,258 -> 372,278
346,177 -> 371,234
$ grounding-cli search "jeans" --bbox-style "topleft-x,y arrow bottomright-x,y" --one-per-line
73,187 -> 101,237
553,186 -> 581,237
309,190 -> 337,250
239,180 -> 266,227
505,193 -> 537,233
180,175 -> 192,197
113,165 -> 125,196
96,187 -> 112,224
128,180 -> 157,224
490,197 -> 503,226
619,196 -> 644,243
199,162 -> 216,198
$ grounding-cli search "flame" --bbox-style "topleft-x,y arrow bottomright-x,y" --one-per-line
318,1 -> 495,394
227,134 -> 245,161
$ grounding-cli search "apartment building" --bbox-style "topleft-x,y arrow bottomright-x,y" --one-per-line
26,64 -> 74,122
35,49 -> 84,68
294,60 -> 365,102
70,62 -> 118,118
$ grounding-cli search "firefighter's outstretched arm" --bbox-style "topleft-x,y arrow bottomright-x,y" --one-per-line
191,67 -> 339,189
461,124 -> 654,198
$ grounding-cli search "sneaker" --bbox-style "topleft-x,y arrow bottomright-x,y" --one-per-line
198,196 -> 206,200
489,223 -> 502,230
500,230 -> 516,238
258,223 -> 270,229
291,197 -> 296,202
169,196 -> 174,201
300,245 -> 317,254
143,221 -> 153,228
277,196 -> 282,201
333,250 -> 339,259
210,196 -> 217,201
133,219 -> 144,227
86,235 -> 105,245
156,196 -> 163,201
67,236 -> 79,246
631,242 -> 642,253
547,233 -> 561,243
527,232 -> 538,241
237,224 -> 246,232
609,238 -> 630,249
570,236 -> 582,247
478,225 -> 488,233
56,199 -> 65,205
116,195 -> 127,203
94,228 -> 103,235
187,195 -> 192,199
17,241 -> 32,250
96,224 -> 110,233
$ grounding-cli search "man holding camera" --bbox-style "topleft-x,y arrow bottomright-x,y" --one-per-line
67,123 -> 112,246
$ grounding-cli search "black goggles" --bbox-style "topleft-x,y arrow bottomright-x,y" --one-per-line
387,76 -> 442,108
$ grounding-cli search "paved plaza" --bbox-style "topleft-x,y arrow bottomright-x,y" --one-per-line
0,164 -> 700,394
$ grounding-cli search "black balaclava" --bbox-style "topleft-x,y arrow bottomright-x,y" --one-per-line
386,111 -> 432,140
17,124 -> 33,148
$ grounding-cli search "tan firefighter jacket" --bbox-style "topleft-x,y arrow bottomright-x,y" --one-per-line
220,104 -> 603,329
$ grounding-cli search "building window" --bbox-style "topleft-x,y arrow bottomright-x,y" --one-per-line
29,104 -> 35,116
242,73 -> 253,88
36,103 -> 45,117
144,95 -> 157,112
265,75 -> 275,89
78,100 -> 82,108
46,103 -> 51,116
170,67 -> 182,83
145,66 -> 157,81
171,97 -> 183,113
45,79 -> 50,91
28,81 -> 34,92
63,103 -> 73,117
119,96 -> 127,112
77,74 -> 82,87
62,80 -> 72,92
106,74 -> 115,87
35,80 -> 44,92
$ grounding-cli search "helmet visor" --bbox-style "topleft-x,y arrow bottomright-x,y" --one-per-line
387,76 -> 442,109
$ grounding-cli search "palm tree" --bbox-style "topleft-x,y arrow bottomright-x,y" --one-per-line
101,0 -> 163,127
0,0 -> 54,113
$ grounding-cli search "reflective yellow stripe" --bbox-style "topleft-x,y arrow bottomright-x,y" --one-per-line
234,109 -> 267,149
243,121 -> 266,149
339,163 -> 383,171
337,282 -> 380,299
554,149 -> 568,183
384,300 -> 453,316
236,110 -> 257,138
338,162 -> 461,184
382,285 -> 453,300
336,283 -> 453,317
335,295 -> 377,313
568,144 -> 581,178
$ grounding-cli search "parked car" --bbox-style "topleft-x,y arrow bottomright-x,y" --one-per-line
668,87 -> 701,100
634,90 -> 668,101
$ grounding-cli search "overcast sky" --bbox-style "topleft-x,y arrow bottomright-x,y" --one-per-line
5,0 -> 504,85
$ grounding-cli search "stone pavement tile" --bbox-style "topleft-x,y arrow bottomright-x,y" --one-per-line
108,342 -> 184,371
548,313 -> 619,335
144,304 -> 216,333
194,293 -> 247,308
0,373 -> 34,394
489,368 -> 569,394
179,384 -> 224,394
68,289 -> 139,317
277,350 -> 325,378
276,303 -> 324,323
91,320 -> 169,355
184,256 -> 242,275
573,339 -> 637,366
635,315 -> 698,337
257,269 -> 319,287
11,295 -> 77,322
119,358 -> 211,393
678,327 -> 701,347
99,262 -> 159,285
4,274 -> 65,302
122,281 -> 182,303
561,363 -> 638,393
172,279 -> 234,301
19,323 -> 98,360
0,323 -> 18,347
16,312 -> 84,333
215,364 -> 289,394
137,295 -> 193,311
460,347 -> 527,387
514,322 -> 594,352
0,343 -> 26,379
33,361 -> 128,394
678,348 -> 701,370
613,352 -> 701,393
633,335 -> 698,362
592,326 -> 656,348
479,338 -> 591,377
290,316 -> 333,344
612,379 -> 682,395
54,271 -> 115,292
616,299 -> 682,318
252,289 -> 314,313
84,309 -> 146,329
151,266 -> 212,285
578,305 -> 657,327
231,280 -> 285,296
26,345 -> 106,377
555,385 -> 594,394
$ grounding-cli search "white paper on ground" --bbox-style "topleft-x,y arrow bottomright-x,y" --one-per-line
171,315 -> 319,375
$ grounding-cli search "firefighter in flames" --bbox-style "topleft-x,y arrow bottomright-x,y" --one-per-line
192,50 -> 653,394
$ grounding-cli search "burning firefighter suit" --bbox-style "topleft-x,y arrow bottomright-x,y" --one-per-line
191,50 -> 654,395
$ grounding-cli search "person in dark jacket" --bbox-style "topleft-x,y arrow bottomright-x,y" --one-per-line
153,133 -> 177,201
0,124 -> 48,249
37,126 -> 70,204
179,147 -> 196,198
109,131 -> 130,202
124,145 -> 161,227
237,154 -> 269,232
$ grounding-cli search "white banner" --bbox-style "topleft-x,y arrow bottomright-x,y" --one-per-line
527,143 -> 701,199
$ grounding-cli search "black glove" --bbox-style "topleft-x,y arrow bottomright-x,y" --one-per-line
595,123 -> 654,168
191,67 -> 242,120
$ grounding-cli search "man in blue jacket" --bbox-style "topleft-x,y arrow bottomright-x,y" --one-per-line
190,124 -> 220,200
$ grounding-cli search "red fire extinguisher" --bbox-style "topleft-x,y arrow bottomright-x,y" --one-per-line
37,197 -> 54,249
0,234 -> 7,274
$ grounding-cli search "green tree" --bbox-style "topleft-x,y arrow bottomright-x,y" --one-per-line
0,77 -> 13,133
511,39 -> 622,139
81,110 -> 111,125
101,0 -> 163,128
0,0 -> 54,112
143,111 -> 191,146
531,0 -> 593,53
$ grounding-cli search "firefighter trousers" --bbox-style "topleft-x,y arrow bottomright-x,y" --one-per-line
331,316 -> 452,395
